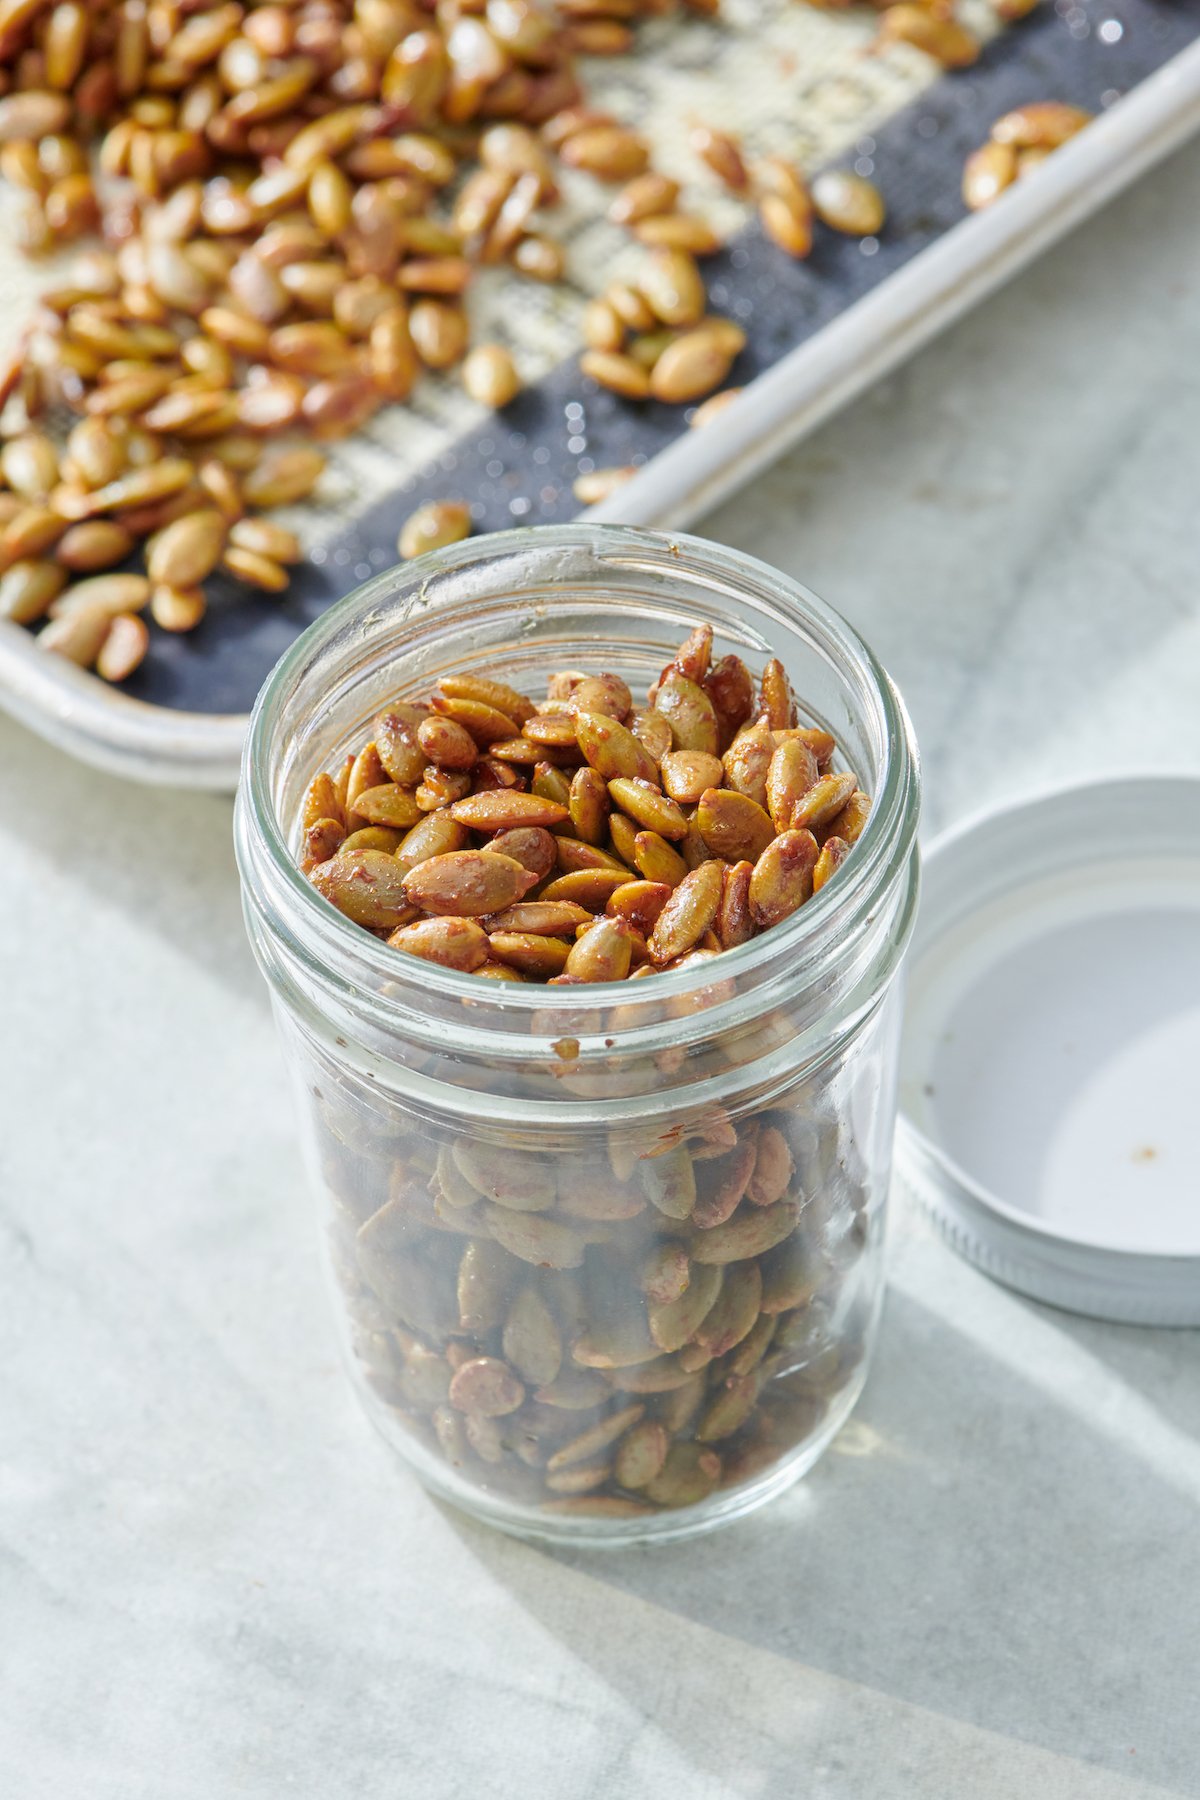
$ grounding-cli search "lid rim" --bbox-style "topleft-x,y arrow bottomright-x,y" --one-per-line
896,772 -> 1200,1327
900,1161 -> 1200,1328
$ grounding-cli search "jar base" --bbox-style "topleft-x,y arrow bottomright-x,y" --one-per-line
357,1366 -> 869,1549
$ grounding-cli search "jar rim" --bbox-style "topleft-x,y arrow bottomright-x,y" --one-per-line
237,523 -> 919,1065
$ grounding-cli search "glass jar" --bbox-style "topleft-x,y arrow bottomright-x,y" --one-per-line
235,524 -> 920,1546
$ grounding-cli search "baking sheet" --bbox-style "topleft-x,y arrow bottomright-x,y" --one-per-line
0,0 -> 1198,784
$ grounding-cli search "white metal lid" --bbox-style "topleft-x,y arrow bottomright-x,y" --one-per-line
896,774 -> 1200,1326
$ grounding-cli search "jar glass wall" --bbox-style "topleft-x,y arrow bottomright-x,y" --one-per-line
235,525 -> 920,1546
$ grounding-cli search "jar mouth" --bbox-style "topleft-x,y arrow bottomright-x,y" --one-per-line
237,524 -> 919,1066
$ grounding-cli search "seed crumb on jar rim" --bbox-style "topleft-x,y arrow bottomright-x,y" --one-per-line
298,620 -> 872,983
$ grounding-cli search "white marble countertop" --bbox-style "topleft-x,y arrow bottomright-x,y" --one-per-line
4,140 -> 1200,1800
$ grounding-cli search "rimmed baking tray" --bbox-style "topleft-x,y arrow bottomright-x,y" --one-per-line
1,0 -> 1198,788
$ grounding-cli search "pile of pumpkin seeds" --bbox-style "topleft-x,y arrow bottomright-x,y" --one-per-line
303,621 -> 879,1519
0,0 -> 1046,678
299,621 -> 869,977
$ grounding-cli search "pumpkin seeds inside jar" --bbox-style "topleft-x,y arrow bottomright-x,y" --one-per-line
296,620 -> 881,1521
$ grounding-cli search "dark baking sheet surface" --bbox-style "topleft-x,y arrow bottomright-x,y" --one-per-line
89,0 -> 1200,715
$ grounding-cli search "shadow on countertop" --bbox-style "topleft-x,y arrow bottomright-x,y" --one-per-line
450,1235 -> 1200,1796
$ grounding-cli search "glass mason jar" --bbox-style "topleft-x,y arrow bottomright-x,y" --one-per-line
235,524 -> 919,1546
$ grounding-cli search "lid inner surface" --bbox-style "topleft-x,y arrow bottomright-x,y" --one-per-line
903,821 -> 1200,1259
